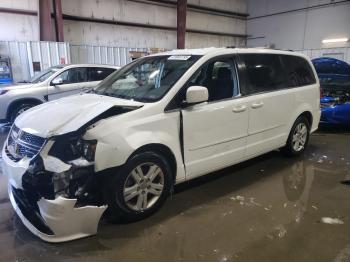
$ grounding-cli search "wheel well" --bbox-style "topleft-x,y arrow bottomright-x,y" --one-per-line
7,98 -> 43,120
131,144 -> 177,182
299,111 -> 313,127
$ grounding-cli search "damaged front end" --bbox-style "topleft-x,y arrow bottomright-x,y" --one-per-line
1,94 -> 144,242
2,124 -> 108,242
320,84 -> 350,125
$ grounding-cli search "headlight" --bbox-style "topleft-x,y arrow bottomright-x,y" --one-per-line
77,139 -> 97,162
321,97 -> 339,108
321,102 -> 337,108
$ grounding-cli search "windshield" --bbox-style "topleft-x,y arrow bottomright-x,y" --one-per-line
94,55 -> 201,102
29,66 -> 63,83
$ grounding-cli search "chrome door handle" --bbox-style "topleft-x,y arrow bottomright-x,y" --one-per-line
232,105 -> 247,113
251,102 -> 264,109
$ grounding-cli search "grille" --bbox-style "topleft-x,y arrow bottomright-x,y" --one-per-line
6,125 -> 46,161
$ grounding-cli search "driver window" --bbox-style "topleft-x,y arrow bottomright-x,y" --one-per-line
54,68 -> 87,84
187,58 -> 239,102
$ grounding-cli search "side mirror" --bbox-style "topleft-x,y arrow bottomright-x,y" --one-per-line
186,86 -> 208,105
51,77 -> 63,86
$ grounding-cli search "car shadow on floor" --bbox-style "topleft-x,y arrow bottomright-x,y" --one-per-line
318,124 -> 350,134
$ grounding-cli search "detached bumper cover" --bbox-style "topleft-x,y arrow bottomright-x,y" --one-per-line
2,144 -> 107,243
9,186 -> 107,242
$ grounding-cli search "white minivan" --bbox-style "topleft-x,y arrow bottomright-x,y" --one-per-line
2,48 -> 320,242
0,64 -> 119,123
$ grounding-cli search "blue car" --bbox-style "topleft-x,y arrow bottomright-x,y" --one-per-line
312,57 -> 350,125
0,58 -> 13,86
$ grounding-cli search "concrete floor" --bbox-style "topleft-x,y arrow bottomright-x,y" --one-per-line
1,126 -> 350,262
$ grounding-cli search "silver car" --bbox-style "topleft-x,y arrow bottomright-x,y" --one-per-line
0,64 -> 119,123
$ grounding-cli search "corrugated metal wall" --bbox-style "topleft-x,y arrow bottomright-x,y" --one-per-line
70,45 -> 147,66
0,41 -> 70,82
1,40 -> 349,82
0,41 -> 146,82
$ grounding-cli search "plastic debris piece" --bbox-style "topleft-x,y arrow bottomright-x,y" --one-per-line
283,203 -> 287,208
312,205 -> 318,210
236,195 -> 244,201
249,198 -> 262,207
266,234 -> 274,240
321,217 -> 344,225
275,225 -> 287,238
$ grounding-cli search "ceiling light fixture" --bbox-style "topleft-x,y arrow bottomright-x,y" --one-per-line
322,38 -> 349,44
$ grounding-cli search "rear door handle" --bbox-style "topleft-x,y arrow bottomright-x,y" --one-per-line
232,105 -> 247,113
251,102 -> 264,109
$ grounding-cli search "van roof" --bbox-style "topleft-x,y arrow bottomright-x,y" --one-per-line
151,47 -> 307,59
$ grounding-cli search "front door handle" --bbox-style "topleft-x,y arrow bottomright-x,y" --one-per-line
233,105 -> 247,113
251,102 -> 264,109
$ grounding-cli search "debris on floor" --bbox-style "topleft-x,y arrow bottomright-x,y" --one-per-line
321,217 -> 344,225
317,155 -> 328,163
230,195 -> 262,207
274,225 -> 287,238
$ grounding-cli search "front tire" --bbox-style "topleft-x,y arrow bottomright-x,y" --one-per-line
105,151 -> 173,223
282,116 -> 310,157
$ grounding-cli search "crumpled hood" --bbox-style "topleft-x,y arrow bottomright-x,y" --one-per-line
15,93 -> 143,137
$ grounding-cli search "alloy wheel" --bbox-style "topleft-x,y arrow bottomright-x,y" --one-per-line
123,162 -> 165,211
292,123 -> 308,152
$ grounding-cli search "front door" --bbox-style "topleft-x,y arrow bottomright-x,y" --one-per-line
48,67 -> 88,101
181,56 -> 249,178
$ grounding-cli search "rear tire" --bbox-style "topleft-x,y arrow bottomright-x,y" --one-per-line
10,103 -> 37,123
104,151 -> 173,223
281,116 -> 310,157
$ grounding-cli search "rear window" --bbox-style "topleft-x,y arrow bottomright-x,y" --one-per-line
240,54 -> 287,94
89,67 -> 116,81
281,55 -> 316,87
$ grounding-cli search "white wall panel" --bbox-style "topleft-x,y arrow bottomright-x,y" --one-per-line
247,0 -> 350,50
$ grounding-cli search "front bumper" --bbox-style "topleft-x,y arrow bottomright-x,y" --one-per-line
2,144 -> 107,243
320,105 -> 350,125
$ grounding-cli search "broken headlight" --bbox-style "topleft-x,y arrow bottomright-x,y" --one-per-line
77,139 -> 97,162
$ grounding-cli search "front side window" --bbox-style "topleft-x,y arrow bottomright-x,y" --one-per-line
30,66 -> 63,83
54,67 -> 88,84
186,57 -> 239,102
241,54 -> 287,94
94,55 -> 201,102
281,55 -> 316,87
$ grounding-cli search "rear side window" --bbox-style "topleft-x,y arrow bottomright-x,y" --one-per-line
281,55 -> 316,87
89,67 -> 116,81
240,54 -> 287,94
